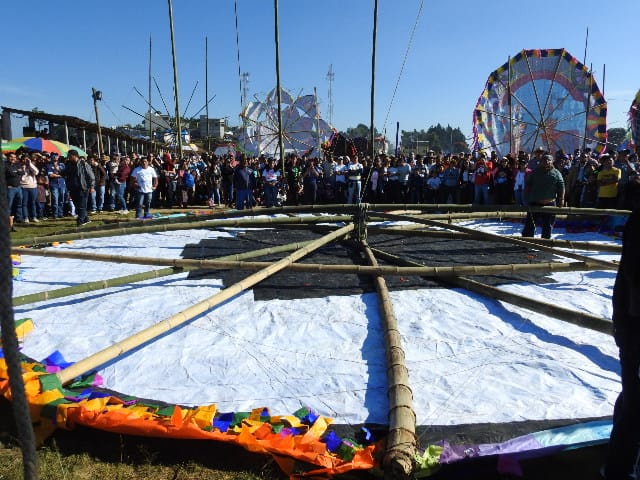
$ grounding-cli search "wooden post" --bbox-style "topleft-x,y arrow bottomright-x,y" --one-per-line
361,242 -> 416,477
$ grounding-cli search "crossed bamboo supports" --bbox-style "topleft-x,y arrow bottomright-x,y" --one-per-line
12,204 -> 623,477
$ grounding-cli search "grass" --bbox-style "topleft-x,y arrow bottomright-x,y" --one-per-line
9,207 -> 215,243
0,401 -> 283,480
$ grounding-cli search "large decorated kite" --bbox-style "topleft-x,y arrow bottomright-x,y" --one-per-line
238,87 -> 334,158
473,48 -> 608,156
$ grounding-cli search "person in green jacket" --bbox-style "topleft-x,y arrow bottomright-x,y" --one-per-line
522,154 -> 565,239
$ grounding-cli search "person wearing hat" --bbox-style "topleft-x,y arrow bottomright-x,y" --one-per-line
521,154 -> 564,238
528,146 -> 545,171
64,150 -> 95,226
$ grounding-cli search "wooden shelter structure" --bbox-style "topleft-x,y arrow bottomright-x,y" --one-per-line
1,106 -> 155,155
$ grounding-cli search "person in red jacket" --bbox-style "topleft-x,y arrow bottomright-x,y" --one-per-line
473,158 -> 492,205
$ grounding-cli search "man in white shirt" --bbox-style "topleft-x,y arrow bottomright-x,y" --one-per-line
132,158 -> 158,219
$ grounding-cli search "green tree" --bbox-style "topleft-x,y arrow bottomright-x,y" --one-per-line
345,123 -> 381,139
607,127 -> 627,148
400,125 -> 468,155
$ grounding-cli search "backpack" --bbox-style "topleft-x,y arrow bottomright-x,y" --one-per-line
183,171 -> 195,188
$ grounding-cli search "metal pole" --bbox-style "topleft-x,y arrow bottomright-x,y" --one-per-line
168,0 -> 183,157
274,0 -> 285,171
582,64 -> 593,153
92,88 -> 103,157
205,36 -> 210,152
370,0 -> 378,160
508,56 -> 513,155
82,129 -> 87,152
314,86 -> 321,159
64,121 -> 69,146
149,35 -> 153,151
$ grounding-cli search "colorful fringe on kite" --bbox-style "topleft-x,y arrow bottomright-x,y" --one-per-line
0,320 -> 379,477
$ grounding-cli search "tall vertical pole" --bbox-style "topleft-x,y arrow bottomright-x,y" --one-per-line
205,36 -> 210,152
370,0 -> 378,160
326,64 -> 334,126
92,88 -> 103,157
274,0 -> 285,172
508,56 -> 513,155
314,87 -> 321,159
168,0 -> 183,157
582,64 -> 593,153
395,121 -> 399,157
583,27 -> 589,66
148,35 -> 153,151
602,63 -> 607,151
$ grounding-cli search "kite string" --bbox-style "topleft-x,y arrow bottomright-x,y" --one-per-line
381,0 -> 425,134
234,0 -> 244,116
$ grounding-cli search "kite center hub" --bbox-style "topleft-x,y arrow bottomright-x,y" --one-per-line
353,203 -> 368,242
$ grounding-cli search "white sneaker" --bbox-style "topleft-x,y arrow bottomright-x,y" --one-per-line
23,219 -> 29,223
120,209 -> 129,214
32,218 -> 39,223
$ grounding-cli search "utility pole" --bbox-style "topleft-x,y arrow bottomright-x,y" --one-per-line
167,0 -> 183,156
92,88 -> 104,156
326,64 -> 334,126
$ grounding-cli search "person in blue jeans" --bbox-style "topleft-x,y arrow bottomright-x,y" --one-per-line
132,158 -> 158,219
5,152 -> 24,231
46,154 -> 66,218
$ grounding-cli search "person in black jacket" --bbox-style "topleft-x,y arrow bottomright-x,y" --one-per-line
5,152 -> 24,231
65,150 -> 95,226
604,172 -> 640,480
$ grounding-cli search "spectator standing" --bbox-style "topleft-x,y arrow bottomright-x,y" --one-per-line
132,157 -> 158,219
473,158 -> 492,205
513,159 -> 528,206
65,150 -> 95,226
46,153 -> 66,218
221,156 -> 235,206
20,153 -> 39,223
346,155 -> 364,205
334,156 -> 347,203
262,158 -> 281,207
5,152 -> 24,231
597,154 -> 621,209
521,154 -> 565,239
302,157 -> 322,205
604,173 -> 640,480
441,158 -> 461,204
114,156 -> 132,214
89,155 -> 107,213
234,156 -> 254,210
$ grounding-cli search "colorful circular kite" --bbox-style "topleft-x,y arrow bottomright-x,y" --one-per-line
238,87 -> 334,158
473,48 -> 607,156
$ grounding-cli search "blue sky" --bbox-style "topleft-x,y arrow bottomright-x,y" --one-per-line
2,0 -> 637,141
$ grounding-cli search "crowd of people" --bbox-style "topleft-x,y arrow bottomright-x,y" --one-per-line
3,144 -> 638,231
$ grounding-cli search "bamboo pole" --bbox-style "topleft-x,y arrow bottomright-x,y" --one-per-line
366,203 -> 629,217
372,211 -> 618,271
55,224 -> 355,385
14,247 -> 600,277
13,240 -> 314,306
368,227 -> 623,253
11,215 -> 354,247
13,267 -> 185,306
370,247 -> 612,335
361,242 -> 416,477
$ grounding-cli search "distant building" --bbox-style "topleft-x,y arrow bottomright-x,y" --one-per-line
199,116 -> 225,140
